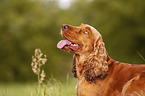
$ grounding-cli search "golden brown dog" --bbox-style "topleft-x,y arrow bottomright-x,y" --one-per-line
57,24 -> 145,96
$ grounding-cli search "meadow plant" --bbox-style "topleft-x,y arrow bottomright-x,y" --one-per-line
30,49 -> 76,96
31,48 -> 47,96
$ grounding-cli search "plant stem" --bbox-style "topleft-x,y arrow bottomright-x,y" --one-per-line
38,72 -> 40,96
37,61 -> 41,96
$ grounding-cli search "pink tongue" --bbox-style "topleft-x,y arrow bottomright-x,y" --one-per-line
57,40 -> 71,49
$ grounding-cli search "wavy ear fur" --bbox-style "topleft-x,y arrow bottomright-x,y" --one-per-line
84,38 -> 109,83
72,54 -> 77,78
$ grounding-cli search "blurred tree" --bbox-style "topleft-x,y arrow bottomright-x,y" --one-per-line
0,0 -> 68,82
0,0 -> 145,82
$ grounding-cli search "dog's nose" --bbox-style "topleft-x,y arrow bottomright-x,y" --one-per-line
62,24 -> 69,30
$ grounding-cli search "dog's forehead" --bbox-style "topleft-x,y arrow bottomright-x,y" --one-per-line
86,24 -> 96,31
80,24 -> 96,31
86,24 -> 100,35
79,24 -> 100,35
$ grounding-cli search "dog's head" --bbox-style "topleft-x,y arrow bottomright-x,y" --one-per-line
57,24 -> 102,54
57,24 -> 108,82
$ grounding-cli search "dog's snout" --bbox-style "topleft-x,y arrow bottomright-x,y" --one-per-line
62,24 -> 69,30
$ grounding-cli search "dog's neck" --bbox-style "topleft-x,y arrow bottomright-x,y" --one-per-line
75,39 -> 109,82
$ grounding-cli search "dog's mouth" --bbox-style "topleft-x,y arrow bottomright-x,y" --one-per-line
57,34 -> 82,51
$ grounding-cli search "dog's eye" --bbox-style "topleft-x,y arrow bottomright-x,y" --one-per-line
84,30 -> 88,35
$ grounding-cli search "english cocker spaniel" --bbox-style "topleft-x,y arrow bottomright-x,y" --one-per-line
57,24 -> 145,96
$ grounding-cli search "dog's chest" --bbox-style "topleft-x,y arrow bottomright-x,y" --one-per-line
76,78 -> 104,96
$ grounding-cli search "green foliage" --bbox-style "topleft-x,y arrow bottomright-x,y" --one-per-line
0,0 -> 145,82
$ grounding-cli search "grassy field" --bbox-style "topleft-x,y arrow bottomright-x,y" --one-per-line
1,79 -> 144,96
0,78 -> 77,96
0,83 -> 34,96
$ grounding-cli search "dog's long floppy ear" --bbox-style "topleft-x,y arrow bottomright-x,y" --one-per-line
94,36 -> 101,51
84,33 -> 108,83
72,54 -> 77,78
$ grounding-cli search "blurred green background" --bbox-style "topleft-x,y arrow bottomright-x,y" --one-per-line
0,0 -> 145,83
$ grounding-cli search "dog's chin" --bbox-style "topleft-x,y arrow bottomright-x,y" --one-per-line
61,46 -> 79,53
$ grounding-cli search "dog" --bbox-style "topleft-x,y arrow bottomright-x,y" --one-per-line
57,24 -> 145,96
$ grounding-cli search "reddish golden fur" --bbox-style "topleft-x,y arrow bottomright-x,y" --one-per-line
58,24 -> 145,96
